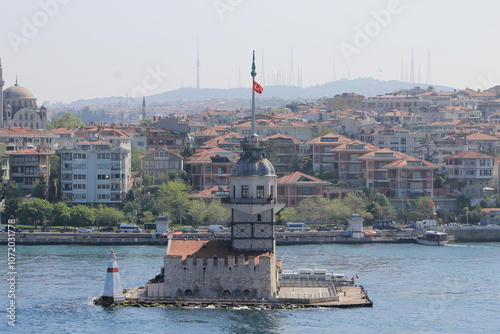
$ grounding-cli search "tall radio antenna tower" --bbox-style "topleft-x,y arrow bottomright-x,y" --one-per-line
288,45 -> 295,86
196,39 -> 201,89
410,48 -> 415,83
426,50 -> 432,85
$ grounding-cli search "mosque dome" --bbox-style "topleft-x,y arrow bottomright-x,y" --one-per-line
3,84 -> 36,99
231,140 -> 275,177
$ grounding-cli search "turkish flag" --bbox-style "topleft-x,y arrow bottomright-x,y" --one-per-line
253,81 -> 264,94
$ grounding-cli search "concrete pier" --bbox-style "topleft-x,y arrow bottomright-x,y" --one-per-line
100,284 -> 372,309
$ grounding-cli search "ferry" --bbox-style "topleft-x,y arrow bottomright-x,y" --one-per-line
414,230 -> 449,246
279,269 -> 355,286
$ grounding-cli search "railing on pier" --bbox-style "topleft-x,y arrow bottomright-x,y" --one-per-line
221,196 -> 286,205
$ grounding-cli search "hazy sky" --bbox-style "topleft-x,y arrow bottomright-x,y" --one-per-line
1,0 -> 500,103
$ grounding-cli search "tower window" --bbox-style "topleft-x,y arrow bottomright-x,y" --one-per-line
257,186 -> 264,198
257,214 -> 262,221
241,185 -> 249,198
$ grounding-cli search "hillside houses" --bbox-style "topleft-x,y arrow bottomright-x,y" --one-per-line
6,83 -> 500,207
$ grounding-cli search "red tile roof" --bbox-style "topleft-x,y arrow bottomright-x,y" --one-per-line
6,148 -> 52,155
444,151 -> 495,159
167,239 -> 271,264
278,171 -> 328,185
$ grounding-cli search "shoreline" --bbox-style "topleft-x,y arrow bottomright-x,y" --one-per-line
2,226 -> 500,245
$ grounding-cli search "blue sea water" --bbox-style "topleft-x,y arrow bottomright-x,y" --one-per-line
1,242 -> 499,334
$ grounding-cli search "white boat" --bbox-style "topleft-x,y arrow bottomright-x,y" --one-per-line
414,230 -> 449,246
279,269 -> 354,285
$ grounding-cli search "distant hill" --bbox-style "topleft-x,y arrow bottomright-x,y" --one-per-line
65,78 -> 456,107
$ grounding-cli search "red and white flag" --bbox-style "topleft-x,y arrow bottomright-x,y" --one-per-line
253,81 -> 264,94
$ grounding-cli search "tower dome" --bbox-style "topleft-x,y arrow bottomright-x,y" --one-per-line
231,137 -> 275,177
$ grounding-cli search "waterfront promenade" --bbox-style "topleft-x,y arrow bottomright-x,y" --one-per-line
0,229 -> 416,245
2,226 -> 500,245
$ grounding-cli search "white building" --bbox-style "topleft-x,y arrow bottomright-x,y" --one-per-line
60,139 -> 131,203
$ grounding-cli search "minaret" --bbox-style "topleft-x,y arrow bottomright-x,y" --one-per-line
0,58 -> 4,128
141,95 -> 146,120
102,250 -> 125,304
196,39 -> 201,89
224,51 -> 285,253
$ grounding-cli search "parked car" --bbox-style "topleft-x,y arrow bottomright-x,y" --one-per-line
77,228 -> 93,233
1,225 -> 22,232
275,226 -> 284,232
182,226 -> 199,233
60,227 -> 74,232
85,227 -> 95,232
316,226 -> 331,231
209,225 -> 223,232
100,227 -> 115,232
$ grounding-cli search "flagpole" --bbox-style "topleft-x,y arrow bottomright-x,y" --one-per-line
251,50 -> 256,137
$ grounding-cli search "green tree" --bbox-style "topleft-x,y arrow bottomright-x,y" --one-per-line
16,198 -> 53,228
95,205 -> 125,227
296,198 -> 320,223
180,145 -> 195,159
123,201 -> 140,215
2,181 -> 21,219
205,200 -> 230,224
3,180 -> 20,199
70,205 -> 96,227
157,180 -> 191,225
188,200 -> 208,226
131,147 -> 147,172
32,179 -> 46,199
312,128 -> 335,139
409,197 -> 435,221
47,112 -> 85,130
48,154 -> 61,201
342,192 -> 368,214
373,193 -> 391,207
278,207 -> 297,223
140,118 -> 154,128
51,202 -> 71,226
329,199 -> 352,224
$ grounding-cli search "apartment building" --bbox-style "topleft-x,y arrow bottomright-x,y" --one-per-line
6,148 -> 52,195
443,151 -> 496,197
385,157 -> 440,199
141,148 -> 183,177
185,148 -> 239,191
307,133 -> 353,172
60,139 -> 131,203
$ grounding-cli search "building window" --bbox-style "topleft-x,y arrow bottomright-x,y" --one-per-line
241,185 -> 249,198
257,186 -> 264,198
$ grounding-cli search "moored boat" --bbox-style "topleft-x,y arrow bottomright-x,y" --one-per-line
414,230 -> 449,246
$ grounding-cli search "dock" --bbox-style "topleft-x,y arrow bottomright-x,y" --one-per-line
98,284 -> 372,309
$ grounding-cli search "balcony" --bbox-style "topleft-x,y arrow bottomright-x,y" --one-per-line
221,197 -> 286,205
